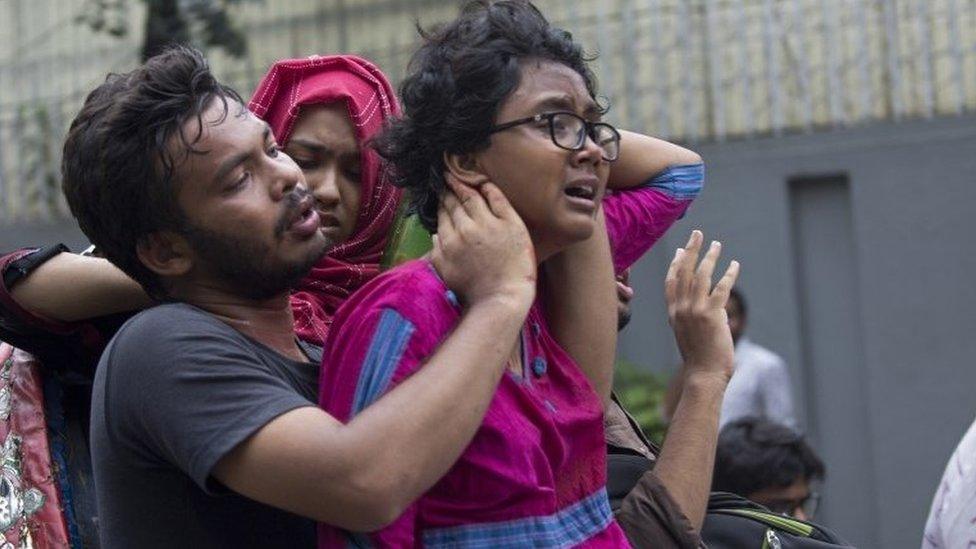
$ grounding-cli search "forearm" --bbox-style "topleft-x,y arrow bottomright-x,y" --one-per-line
652,373 -> 727,529
662,368 -> 686,423
339,297 -> 528,512
543,209 -> 617,406
10,253 -> 151,322
219,297 -> 529,530
609,131 -> 702,190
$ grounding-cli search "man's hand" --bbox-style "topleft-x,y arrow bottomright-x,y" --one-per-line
665,230 -> 740,384
431,176 -> 536,311
631,229 -> 741,532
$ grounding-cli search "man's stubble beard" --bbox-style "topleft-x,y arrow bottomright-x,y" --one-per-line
181,191 -> 332,300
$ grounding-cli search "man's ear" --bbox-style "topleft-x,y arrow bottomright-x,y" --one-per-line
443,151 -> 489,187
136,231 -> 194,278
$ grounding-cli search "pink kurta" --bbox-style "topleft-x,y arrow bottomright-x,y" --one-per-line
318,163 -> 703,548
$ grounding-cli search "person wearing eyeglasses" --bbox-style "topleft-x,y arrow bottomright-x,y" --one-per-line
315,1 -> 739,547
712,417 -> 825,521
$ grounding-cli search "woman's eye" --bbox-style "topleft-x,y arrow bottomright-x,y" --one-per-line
267,144 -> 280,158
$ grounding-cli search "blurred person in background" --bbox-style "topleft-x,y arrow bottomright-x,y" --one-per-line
922,415 -> 976,549
712,416 -> 825,521
665,287 -> 797,429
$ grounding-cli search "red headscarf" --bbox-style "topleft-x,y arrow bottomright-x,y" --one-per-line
249,55 -> 402,346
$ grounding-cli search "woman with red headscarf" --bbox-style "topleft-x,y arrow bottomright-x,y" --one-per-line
250,55 -> 403,345
0,54 -> 403,350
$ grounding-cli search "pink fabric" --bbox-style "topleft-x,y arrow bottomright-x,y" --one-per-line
603,175 -> 701,275
317,169 -> 703,547
248,55 -> 402,346
319,260 -> 628,548
0,345 -> 72,548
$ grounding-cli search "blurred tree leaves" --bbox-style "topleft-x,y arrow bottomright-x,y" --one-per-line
76,0 -> 259,62
613,360 -> 670,444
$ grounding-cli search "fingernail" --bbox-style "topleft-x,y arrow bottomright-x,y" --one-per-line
674,248 -> 684,258
711,240 -> 721,248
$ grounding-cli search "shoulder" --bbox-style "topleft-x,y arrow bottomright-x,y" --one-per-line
114,302 -> 235,343
333,259 -> 457,327
105,303 -> 255,370
738,338 -> 785,367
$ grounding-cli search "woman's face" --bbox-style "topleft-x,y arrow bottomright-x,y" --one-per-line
470,59 -> 610,260
284,102 -> 362,247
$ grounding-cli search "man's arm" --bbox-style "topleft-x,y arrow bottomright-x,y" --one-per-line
9,251 -> 151,322
643,230 -> 740,530
214,183 -> 537,531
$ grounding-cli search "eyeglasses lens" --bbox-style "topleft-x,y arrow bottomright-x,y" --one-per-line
550,113 -> 619,161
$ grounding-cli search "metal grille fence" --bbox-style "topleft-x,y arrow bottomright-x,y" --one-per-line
2,0 -> 975,221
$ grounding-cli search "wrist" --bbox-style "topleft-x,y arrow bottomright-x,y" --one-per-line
681,370 -> 730,396
469,280 -> 534,309
467,289 -> 534,317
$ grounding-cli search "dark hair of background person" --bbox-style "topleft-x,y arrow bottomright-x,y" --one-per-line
712,416 -> 825,497
373,0 -> 603,232
61,46 -> 244,299
728,286 -> 747,318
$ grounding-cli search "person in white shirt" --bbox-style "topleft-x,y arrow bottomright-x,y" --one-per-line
922,416 -> 976,549
666,288 -> 797,429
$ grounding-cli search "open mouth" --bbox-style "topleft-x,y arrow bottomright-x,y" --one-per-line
564,185 -> 596,200
284,195 -> 321,238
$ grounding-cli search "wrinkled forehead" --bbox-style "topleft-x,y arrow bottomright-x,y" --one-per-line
288,101 -> 359,152
502,59 -> 598,118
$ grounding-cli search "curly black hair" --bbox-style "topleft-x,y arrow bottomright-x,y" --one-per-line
373,0 -> 601,232
62,46 -> 244,298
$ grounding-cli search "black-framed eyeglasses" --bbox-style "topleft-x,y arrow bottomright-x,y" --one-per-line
762,491 -> 820,520
489,111 -> 621,162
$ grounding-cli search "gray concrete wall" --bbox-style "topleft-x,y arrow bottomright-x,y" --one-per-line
0,220 -> 88,254
618,114 -> 976,548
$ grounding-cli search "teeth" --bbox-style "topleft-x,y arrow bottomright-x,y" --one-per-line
566,186 -> 594,199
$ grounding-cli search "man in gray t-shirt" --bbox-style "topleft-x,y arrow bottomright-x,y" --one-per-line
57,48 -> 537,547
91,304 -> 320,547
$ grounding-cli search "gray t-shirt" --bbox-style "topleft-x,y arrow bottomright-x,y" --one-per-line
90,303 -> 321,548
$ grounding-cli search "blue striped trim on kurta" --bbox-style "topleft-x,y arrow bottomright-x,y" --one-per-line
644,162 -> 705,200
421,488 -> 615,548
351,308 -> 415,415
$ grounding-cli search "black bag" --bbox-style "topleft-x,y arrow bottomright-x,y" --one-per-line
702,492 -> 855,548
605,394 -> 855,548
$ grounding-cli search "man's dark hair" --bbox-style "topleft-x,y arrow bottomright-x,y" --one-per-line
62,46 -> 244,298
373,0 -> 601,232
729,287 -> 747,318
713,417 -> 825,497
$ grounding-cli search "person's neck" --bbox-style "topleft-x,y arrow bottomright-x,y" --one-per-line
174,282 -> 304,362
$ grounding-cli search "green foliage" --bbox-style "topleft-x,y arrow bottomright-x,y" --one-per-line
613,359 -> 671,444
